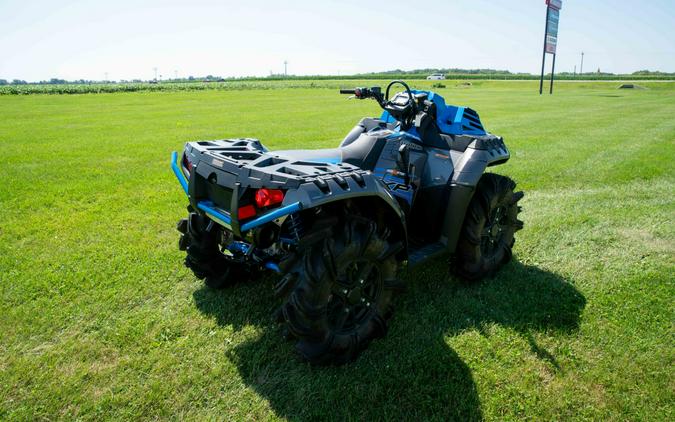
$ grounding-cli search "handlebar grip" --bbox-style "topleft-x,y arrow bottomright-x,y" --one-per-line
339,89 -> 356,94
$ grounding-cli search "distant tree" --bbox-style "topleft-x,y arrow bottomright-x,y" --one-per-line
632,70 -> 672,76
0,79 -> 7,85
360,67 -> 513,77
11,79 -> 27,85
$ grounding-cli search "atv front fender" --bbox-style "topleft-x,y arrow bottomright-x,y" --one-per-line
442,137 -> 510,253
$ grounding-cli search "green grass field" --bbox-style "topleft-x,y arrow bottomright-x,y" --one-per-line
1,80 -> 673,420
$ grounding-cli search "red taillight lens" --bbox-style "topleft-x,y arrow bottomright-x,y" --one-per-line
182,153 -> 192,172
238,204 -> 256,220
254,188 -> 284,208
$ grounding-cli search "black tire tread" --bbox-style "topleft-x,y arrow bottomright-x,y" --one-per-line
177,212 -> 243,289
276,212 -> 402,365
454,173 -> 524,281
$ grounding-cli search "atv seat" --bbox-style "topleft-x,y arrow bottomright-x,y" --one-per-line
274,118 -> 392,171
273,134 -> 387,171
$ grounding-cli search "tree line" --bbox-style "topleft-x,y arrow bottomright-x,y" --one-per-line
0,69 -> 673,86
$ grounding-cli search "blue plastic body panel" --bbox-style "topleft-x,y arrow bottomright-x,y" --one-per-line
380,90 -> 487,136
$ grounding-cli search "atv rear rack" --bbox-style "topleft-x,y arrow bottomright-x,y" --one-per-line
172,150 -> 304,233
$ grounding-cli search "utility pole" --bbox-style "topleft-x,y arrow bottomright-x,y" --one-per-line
539,4 -> 550,94
580,52 -> 584,75
284,60 -> 288,76
104,72 -> 108,82
174,70 -> 178,80
574,65 -> 576,76
153,67 -> 158,81
549,54 -> 556,94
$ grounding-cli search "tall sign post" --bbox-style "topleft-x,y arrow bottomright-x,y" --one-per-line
539,0 -> 562,94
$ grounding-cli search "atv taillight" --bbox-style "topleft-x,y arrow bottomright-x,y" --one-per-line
255,188 -> 284,208
182,153 -> 193,173
238,204 -> 256,220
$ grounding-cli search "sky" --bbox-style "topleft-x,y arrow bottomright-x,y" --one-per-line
0,0 -> 674,82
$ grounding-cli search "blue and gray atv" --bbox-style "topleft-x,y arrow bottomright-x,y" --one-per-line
172,81 -> 523,364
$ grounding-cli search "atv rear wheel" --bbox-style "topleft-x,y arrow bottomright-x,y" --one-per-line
177,212 -> 247,289
275,212 -> 404,365
454,173 -> 524,281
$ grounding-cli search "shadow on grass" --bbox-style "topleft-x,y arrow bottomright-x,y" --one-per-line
193,259 -> 585,421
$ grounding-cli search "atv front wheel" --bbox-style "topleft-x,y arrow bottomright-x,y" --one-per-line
276,212 -> 404,365
177,212 -> 247,289
454,173 -> 524,281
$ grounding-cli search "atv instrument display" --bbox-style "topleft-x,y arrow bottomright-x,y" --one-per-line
171,80 -> 524,364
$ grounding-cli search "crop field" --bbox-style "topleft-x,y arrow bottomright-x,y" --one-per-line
1,74 -> 673,95
0,80 -> 673,420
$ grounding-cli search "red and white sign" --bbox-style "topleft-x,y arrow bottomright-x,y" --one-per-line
545,36 -> 557,54
545,7 -> 560,53
544,0 -> 561,53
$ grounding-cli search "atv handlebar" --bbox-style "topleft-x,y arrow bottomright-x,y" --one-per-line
340,86 -> 384,102
339,81 -> 417,128
339,87 -> 380,100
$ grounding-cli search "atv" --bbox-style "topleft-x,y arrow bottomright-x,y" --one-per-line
172,80 -> 523,365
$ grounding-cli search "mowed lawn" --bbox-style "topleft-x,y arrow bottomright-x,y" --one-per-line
1,80 -> 673,420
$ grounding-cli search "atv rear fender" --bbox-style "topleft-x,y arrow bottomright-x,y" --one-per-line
171,147 -> 407,256
282,171 -> 408,257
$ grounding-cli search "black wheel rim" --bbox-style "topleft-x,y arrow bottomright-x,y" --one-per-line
481,205 -> 508,257
327,260 -> 383,333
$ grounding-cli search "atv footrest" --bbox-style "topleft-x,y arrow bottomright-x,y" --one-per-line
408,242 -> 446,267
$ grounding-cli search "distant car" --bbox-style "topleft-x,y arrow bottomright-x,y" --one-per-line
426,73 -> 446,80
